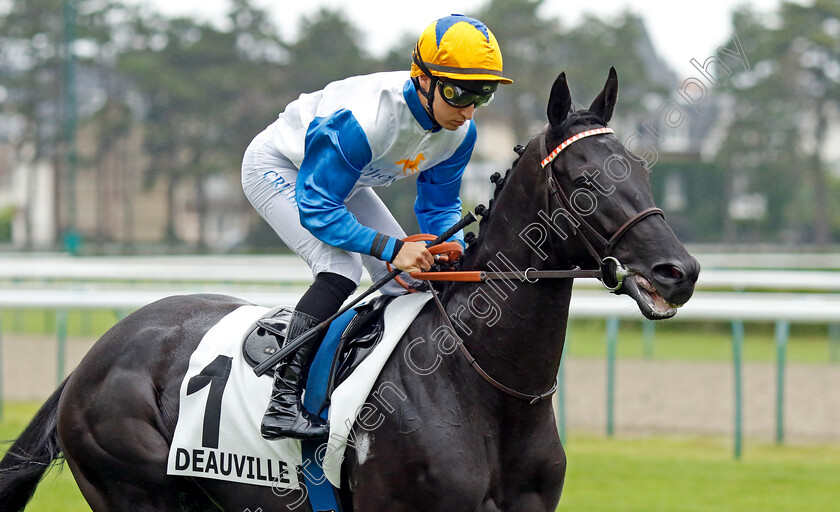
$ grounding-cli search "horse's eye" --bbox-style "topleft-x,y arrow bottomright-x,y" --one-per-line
574,177 -> 593,189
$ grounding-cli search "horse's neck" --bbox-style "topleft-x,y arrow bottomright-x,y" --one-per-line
444,242 -> 574,394
440,147 -> 581,392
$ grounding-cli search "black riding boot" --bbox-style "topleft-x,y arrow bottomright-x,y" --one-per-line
260,310 -> 330,440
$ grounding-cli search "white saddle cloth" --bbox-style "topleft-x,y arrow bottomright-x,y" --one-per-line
166,292 -> 432,489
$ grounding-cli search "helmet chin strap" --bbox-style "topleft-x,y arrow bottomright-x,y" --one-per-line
412,46 -> 442,130
412,76 -> 441,129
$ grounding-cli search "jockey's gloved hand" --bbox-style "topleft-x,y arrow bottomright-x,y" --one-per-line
392,241 -> 434,273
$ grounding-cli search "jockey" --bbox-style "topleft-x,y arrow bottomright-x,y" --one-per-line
241,14 -> 512,440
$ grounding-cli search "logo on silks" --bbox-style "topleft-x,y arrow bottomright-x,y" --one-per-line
396,153 -> 425,176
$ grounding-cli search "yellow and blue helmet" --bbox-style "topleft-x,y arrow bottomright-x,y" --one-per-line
411,15 -> 513,85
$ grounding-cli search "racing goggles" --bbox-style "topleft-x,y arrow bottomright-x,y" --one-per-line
438,80 -> 496,108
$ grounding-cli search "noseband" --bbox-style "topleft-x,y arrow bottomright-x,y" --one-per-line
539,127 -> 664,291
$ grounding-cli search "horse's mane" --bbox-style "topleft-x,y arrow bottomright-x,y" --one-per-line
466,109 -> 607,252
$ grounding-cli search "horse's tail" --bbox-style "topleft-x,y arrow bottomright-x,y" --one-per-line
0,377 -> 70,512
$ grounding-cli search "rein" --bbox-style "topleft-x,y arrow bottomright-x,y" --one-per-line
411,268 -> 602,282
426,282 -> 557,404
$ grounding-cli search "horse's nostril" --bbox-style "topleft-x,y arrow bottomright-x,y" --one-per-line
653,264 -> 684,281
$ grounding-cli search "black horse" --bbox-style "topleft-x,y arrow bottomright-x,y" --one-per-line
0,68 -> 698,512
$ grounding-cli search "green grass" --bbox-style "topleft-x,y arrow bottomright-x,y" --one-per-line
0,309 -> 121,338
565,319 -> 839,364
2,403 -> 839,511
561,434 -> 840,511
0,403 -> 90,512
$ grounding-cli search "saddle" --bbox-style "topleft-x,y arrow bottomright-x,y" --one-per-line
242,295 -> 395,397
242,305 -> 293,377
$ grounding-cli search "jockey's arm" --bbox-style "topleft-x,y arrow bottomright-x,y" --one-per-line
296,109 -> 433,270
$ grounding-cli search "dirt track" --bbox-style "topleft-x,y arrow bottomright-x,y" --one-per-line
563,358 -> 840,444
2,335 -> 839,443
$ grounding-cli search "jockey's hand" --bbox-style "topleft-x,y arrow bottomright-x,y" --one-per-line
392,241 -> 434,273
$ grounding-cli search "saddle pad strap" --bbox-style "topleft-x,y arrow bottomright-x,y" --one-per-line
301,440 -> 341,512
300,307 -> 357,512
304,308 -> 357,414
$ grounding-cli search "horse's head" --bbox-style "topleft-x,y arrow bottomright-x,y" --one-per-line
471,67 -> 699,319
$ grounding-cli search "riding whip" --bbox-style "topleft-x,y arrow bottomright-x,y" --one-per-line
253,211 -> 477,377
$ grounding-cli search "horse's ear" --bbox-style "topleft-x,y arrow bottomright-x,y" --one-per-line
588,66 -> 618,124
547,72 -> 572,128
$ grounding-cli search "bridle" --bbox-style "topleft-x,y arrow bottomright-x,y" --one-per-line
539,126 -> 664,291
420,125 -> 665,405
409,126 -> 665,291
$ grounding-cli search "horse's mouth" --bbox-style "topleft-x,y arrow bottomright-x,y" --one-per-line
622,274 -> 680,320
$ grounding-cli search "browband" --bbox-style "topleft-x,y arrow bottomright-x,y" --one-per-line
540,127 -> 614,168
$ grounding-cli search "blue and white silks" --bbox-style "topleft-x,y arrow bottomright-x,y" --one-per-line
265,71 -> 474,261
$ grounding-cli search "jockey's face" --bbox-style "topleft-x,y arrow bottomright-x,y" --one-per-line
416,75 -> 476,131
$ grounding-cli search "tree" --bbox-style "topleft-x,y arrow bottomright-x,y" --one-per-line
718,0 -> 840,244
559,12 -> 673,117
0,0 -> 146,248
117,0 -> 285,248
476,0 -> 563,140
0,0 -> 68,247
476,1 -> 674,141
283,8 -> 379,96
